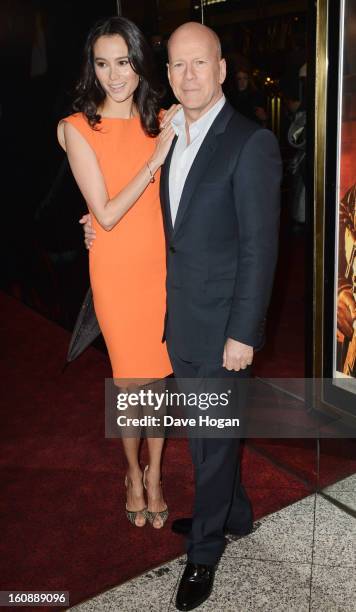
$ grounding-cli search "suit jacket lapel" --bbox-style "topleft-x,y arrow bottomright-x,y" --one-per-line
172,101 -> 235,235
161,135 -> 177,236
172,130 -> 218,235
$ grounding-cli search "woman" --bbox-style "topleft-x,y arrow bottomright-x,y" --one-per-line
57,16 -> 178,529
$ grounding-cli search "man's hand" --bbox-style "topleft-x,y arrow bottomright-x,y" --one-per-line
337,288 -> 356,340
79,213 -> 96,249
223,338 -> 253,371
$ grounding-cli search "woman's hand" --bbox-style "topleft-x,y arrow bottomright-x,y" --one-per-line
160,104 -> 181,129
148,104 -> 181,172
149,121 -> 176,171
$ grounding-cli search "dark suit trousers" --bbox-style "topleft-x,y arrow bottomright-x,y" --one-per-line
168,350 -> 253,565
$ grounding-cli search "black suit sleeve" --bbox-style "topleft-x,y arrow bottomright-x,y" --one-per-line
226,128 -> 282,348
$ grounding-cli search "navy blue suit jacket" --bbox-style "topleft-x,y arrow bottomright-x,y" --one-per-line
160,100 -> 282,362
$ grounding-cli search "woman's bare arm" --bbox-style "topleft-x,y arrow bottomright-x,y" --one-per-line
57,119 -> 175,231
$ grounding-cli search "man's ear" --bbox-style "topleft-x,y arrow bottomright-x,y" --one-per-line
219,58 -> 227,85
166,62 -> 172,86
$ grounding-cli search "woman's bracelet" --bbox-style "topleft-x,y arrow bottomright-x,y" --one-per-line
146,161 -> 155,183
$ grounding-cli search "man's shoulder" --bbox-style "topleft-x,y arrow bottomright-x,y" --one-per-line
225,106 -> 262,139
222,105 -> 279,154
213,103 -> 263,155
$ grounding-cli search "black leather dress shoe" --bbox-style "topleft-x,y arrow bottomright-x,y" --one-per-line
172,517 -> 193,536
172,516 -> 253,537
175,562 -> 215,611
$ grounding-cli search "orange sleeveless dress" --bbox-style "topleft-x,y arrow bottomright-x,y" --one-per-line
63,113 -> 172,380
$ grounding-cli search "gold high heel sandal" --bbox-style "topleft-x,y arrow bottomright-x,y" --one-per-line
143,465 -> 169,528
125,474 -> 147,527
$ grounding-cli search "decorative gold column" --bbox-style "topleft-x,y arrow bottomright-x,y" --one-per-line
313,0 -> 329,377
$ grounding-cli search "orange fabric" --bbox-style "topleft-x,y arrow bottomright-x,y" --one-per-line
63,113 -> 172,379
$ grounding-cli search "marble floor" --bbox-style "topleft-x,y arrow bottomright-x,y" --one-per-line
69,474 -> 356,612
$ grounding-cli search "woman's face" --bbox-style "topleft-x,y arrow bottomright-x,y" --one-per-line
93,34 -> 140,104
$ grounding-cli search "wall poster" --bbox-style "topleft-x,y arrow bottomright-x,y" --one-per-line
314,0 -> 356,419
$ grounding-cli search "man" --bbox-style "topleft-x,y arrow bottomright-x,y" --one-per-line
83,22 -> 281,611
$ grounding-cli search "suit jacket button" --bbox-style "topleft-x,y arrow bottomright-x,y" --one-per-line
169,246 -> 176,253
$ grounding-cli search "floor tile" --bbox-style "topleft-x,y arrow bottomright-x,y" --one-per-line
313,493 -> 356,568
322,473 -> 356,493
69,557 -> 185,612
311,565 -> 356,611
224,494 -> 315,563
68,490 -> 356,611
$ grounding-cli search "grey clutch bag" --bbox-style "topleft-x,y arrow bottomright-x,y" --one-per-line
67,286 -> 101,362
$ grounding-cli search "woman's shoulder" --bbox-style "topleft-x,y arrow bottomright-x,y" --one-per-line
60,111 -> 91,129
57,112 -> 93,151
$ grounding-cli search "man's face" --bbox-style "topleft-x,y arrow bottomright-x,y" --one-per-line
167,30 -> 226,118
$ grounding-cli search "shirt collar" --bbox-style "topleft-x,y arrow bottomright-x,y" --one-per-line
171,95 -> 226,142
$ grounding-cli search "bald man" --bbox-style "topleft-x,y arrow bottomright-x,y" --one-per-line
162,23 -> 281,610
82,21 -> 281,611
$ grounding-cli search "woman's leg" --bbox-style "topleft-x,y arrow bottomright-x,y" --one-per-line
118,385 -> 146,527
122,436 -> 146,527
145,437 -> 167,528
144,377 -> 168,528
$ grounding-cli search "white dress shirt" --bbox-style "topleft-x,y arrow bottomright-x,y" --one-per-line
169,95 -> 226,226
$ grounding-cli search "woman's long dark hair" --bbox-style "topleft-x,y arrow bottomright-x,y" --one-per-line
73,16 -> 163,136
